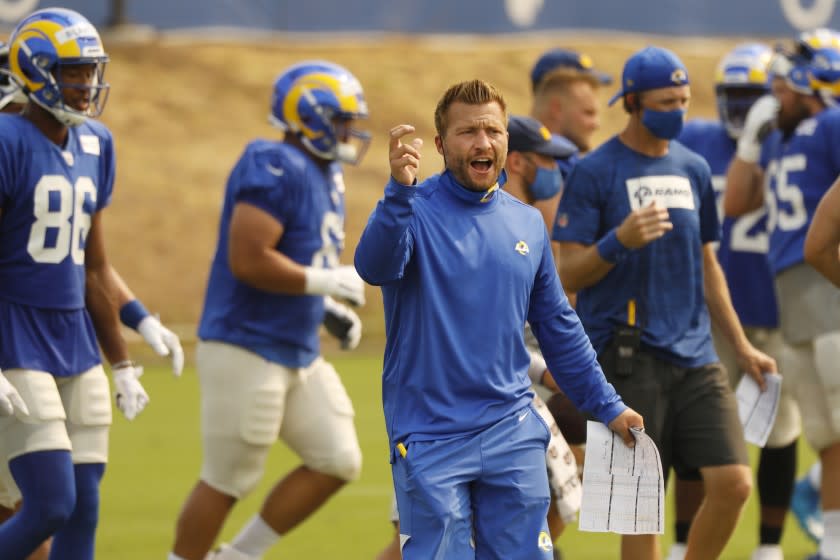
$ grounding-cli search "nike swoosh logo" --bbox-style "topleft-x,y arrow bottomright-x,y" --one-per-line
265,163 -> 285,177
518,411 -> 528,422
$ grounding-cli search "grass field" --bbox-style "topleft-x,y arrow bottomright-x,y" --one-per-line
96,352 -> 820,559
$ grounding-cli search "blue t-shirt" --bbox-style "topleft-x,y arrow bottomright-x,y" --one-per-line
679,119 -> 778,328
355,170 -> 625,448
553,136 -> 719,368
759,107 -> 840,274
0,115 -> 114,376
198,141 -> 347,368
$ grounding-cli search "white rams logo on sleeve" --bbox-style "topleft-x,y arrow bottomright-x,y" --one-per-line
515,241 -> 530,255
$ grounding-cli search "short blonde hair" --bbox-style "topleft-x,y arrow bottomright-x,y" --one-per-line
434,79 -> 507,137
534,67 -> 601,100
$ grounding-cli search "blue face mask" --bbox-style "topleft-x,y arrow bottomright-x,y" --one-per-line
528,166 -> 563,200
642,108 -> 686,140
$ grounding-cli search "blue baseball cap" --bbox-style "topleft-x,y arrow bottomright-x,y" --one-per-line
507,115 -> 577,158
608,46 -> 690,106
530,48 -> 613,91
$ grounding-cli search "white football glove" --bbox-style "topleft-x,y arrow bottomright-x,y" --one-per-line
113,363 -> 149,421
736,94 -> 779,163
0,370 -> 28,417
323,296 -> 363,350
137,315 -> 184,376
304,265 -> 366,307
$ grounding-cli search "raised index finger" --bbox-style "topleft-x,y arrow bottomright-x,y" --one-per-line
389,124 -> 416,151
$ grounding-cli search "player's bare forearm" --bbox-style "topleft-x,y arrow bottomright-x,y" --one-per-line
703,244 -> 774,386
724,159 -> 764,217
228,202 -> 308,294
702,244 -> 748,353
85,214 -> 130,364
86,269 -> 129,364
109,266 -> 137,307
805,177 -> 840,288
555,241 -> 614,292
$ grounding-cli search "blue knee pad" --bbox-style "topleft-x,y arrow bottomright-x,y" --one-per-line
0,450 -> 76,559
51,462 -> 106,560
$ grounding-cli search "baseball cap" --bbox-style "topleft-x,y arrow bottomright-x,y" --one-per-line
530,48 -> 613,90
507,115 -> 577,158
608,46 -> 690,106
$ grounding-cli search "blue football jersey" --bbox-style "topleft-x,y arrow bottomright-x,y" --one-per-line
759,107 -> 840,274
553,137 -> 720,368
198,141 -> 347,368
0,114 -> 115,376
679,119 -> 778,328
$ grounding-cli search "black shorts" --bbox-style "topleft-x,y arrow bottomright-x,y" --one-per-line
597,339 -> 749,481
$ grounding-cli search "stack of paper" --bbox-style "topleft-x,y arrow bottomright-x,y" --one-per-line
735,372 -> 782,447
579,421 -> 664,535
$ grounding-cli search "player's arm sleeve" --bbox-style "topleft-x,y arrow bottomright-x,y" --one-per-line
233,151 -> 298,226
354,178 -> 416,285
697,166 -> 721,244
552,165 -> 603,245
528,229 -> 626,425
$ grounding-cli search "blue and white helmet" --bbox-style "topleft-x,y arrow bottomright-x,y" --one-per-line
8,8 -> 109,126
769,27 -> 840,106
269,60 -> 371,165
807,46 -> 840,107
714,43 -> 772,138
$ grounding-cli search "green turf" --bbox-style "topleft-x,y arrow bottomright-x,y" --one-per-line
97,353 -> 820,559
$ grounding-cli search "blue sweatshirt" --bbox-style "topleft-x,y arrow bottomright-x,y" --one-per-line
355,170 -> 626,447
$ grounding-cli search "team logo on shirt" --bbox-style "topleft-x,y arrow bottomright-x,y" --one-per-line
537,531 -> 553,551
625,175 -> 694,211
515,241 -> 529,255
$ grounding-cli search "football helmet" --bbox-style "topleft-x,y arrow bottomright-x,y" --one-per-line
769,28 -> 840,104
269,61 -> 371,165
8,8 -> 109,126
0,41 -> 27,111
714,43 -> 772,138
808,45 -> 840,107
796,27 -> 840,57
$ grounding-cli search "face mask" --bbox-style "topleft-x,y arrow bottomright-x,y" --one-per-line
642,108 -> 686,140
528,166 -> 563,200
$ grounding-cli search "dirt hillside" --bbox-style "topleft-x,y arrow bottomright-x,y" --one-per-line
95,32 -> 759,335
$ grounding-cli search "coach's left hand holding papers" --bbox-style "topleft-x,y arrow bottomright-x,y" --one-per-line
608,407 -> 645,448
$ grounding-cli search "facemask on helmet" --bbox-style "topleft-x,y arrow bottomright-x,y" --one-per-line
9,8 -> 110,126
714,43 -> 772,138
269,60 -> 371,165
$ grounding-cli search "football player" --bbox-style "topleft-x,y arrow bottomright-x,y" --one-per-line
726,28 -> 840,560
0,9 -> 159,559
0,35 -> 184,560
668,43 -> 800,560
168,61 -> 368,560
